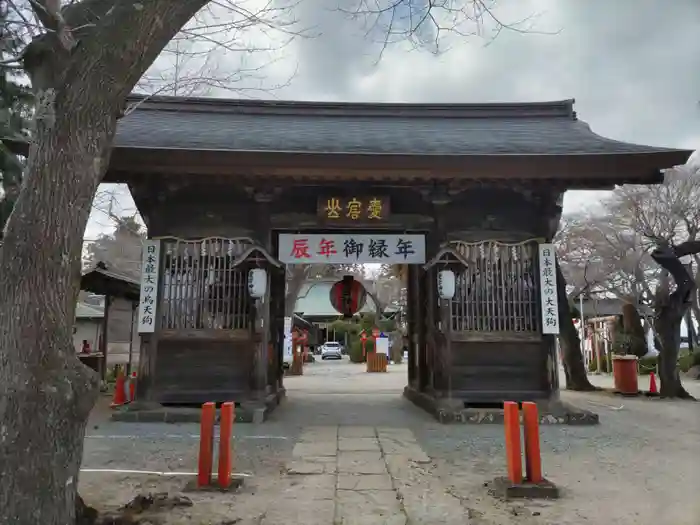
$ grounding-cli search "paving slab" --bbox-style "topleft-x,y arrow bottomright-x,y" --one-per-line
385,455 -> 466,524
286,456 -> 338,475
381,440 -> 431,463
338,437 -> 381,451
261,498 -> 336,525
336,489 -> 407,525
376,427 -> 416,439
338,451 -> 388,474
337,473 -> 395,491
377,433 -> 418,445
278,474 -> 337,501
338,426 -> 377,438
292,441 -> 337,458
299,426 -> 339,441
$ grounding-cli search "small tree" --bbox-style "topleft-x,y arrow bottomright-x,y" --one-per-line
84,214 -> 145,279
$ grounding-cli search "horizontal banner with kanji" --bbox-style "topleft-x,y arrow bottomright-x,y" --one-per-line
278,234 -> 426,264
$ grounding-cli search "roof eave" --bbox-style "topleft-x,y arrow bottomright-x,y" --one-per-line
105,148 -> 693,188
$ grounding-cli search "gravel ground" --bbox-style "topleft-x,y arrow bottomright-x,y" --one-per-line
81,360 -> 700,524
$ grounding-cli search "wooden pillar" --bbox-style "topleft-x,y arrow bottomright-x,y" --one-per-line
438,293 -> 453,396
429,197 -> 450,396
100,295 -> 111,381
406,265 -> 418,387
126,301 -> 137,376
135,239 -> 165,404
253,192 -> 273,398
417,262 -> 429,391
253,292 -> 270,398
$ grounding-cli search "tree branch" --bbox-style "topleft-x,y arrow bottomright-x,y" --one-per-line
650,241 -> 699,305
27,0 -> 76,50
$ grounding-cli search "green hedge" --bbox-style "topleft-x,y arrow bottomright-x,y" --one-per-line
588,357 -> 611,374
331,313 -> 398,364
637,356 -> 658,375
349,338 -> 372,363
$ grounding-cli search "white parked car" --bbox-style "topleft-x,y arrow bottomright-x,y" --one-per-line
321,341 -> 343,360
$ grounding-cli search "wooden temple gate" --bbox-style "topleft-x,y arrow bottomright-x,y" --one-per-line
103,95 -> 690,421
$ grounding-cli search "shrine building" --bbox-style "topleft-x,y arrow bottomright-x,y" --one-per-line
102,95 -> 691,422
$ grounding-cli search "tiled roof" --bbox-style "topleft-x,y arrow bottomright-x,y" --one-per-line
294,280 -> 397,317
76,303 -> 104,319
116,95 -> 686,157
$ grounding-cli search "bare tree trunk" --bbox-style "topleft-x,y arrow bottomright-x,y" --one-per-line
622,303 -> 647,357
555,261 -> 597,391
285,265 -> 308,316
0,3 -> 211,523
0,96 -> 112,524
650,243 -> 699,399
364,287 -> 385,318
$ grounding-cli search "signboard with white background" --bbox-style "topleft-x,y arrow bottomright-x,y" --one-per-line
137,239 -> 161,333
279,233 -> 425,264
283,316 -> 293,358
374,335 -> 390,356
538,243 -> 560,334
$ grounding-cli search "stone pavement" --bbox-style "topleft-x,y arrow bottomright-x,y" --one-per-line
263,425 -> 466,525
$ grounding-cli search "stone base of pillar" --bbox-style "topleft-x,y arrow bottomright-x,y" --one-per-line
403,386 -> 599,425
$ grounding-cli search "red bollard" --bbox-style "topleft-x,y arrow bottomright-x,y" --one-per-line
197,402 -> 215,487
218,402 -> 234,488
522,402 -> 543,484
503,401 -> 522,484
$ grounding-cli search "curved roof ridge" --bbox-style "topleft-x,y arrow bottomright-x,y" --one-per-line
125,93 -> 575,120
573,120 -> 686,155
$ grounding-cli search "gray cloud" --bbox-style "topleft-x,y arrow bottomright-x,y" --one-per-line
279,0 -> 699,148
264,0 -> 700,212
93,0 -> 700,234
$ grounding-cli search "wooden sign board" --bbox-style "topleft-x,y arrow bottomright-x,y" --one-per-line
317,196 -> 390,223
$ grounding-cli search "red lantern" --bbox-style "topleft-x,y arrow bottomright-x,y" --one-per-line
329,276 -> 367,318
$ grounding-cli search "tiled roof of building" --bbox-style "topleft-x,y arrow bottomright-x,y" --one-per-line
116,95 -> 687,157
76,303 -> 104,319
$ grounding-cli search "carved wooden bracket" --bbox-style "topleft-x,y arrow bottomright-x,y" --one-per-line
231,245 -> 284,271
422,245 -> 470,272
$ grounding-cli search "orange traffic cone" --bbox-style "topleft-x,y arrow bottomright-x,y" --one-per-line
649,372 -> 658,395
111,371 -> 127,408
129,371 -> 137,401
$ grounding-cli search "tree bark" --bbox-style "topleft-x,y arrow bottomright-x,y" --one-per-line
285,265 -> 309,316
0,3 -> 211,523
555,261 -> 597,391
622,303 -> 647,358
650,243 -> 699,399
0,92 -> 109,525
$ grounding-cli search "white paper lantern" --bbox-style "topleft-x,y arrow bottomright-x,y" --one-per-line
248,268 -> 267,298
437,270 -> 456,300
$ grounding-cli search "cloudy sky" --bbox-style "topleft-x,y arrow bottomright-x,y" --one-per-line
86,0 -> 699,240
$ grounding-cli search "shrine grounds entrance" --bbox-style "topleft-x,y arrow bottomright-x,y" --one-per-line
272,230 -> 427,399
103,95 -> 690,425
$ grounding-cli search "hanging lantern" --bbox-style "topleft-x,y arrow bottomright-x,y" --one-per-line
247,268 -> 267,298
329,276 -> 367,318
437,269 -> 456,300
